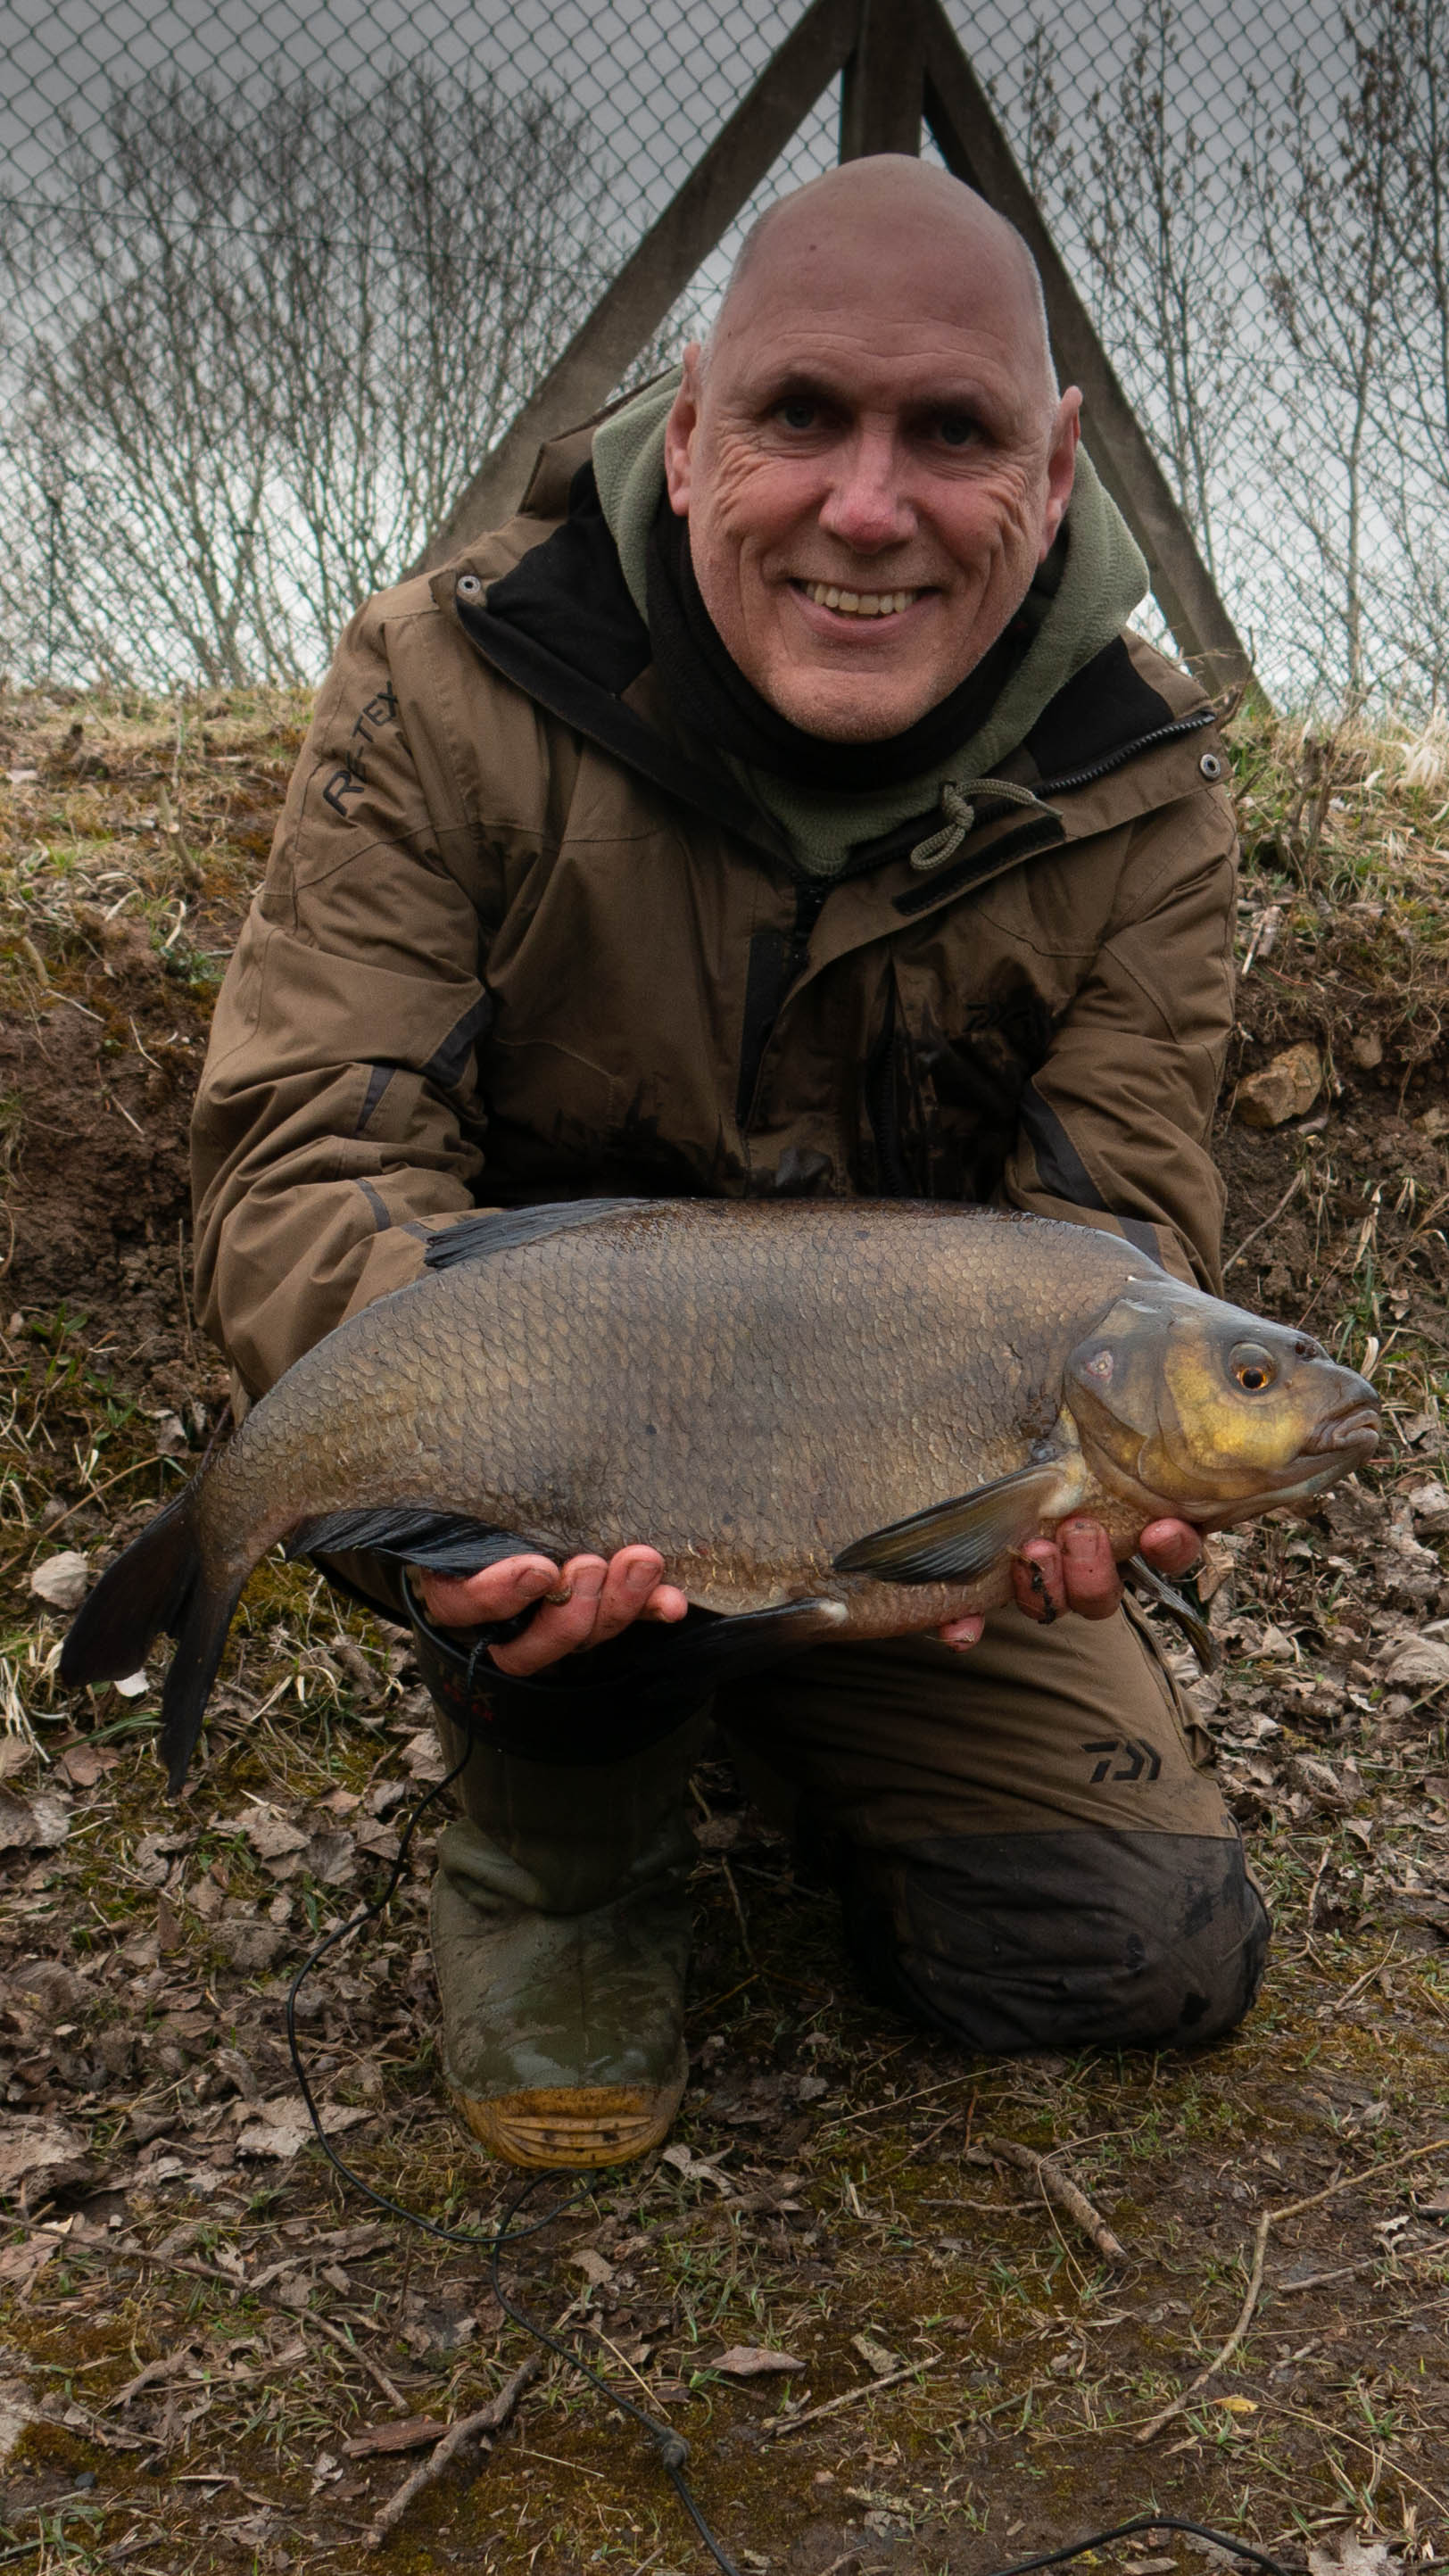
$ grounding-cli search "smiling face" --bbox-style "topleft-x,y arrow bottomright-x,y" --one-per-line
662,160 -> 1081,741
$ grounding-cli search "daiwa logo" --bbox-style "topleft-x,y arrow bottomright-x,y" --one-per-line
1081,1736 -> 1163,1785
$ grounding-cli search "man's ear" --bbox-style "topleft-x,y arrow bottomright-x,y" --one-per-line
663,344 -> 704,518
1040,388 -> 1082,557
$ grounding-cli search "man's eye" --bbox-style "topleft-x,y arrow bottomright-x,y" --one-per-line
935,413 -> 979,448
776,397 -> 819,431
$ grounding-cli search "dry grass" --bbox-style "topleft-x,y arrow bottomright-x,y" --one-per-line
0,687 -> 1447,2574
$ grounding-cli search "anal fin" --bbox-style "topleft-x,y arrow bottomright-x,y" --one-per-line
833,1461 -> 1064,1584
290,1508 -> 537,1578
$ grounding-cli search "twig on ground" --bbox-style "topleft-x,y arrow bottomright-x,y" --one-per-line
1223,1166 -> 1307,1274
967,2134 -> 1128,2265
1322,1938 -> 1399,2017
1135,2133 -> 1449,2443
718,1855 -> 754,1964
0,2216 -> 409,2410
364,2307 -> 580,2545
0,1453 -> 180,1572
761,2351 -> 948,2439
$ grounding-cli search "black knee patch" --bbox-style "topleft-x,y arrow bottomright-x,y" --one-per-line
837,1827 -> 1269,2054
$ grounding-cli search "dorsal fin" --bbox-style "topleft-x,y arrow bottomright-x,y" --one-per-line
424,1200 -> 654,1271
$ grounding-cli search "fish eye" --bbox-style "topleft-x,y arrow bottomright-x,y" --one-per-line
1230,1340 -> 1278,1394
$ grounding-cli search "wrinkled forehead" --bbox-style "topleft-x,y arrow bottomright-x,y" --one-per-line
718,205 -> 1038,356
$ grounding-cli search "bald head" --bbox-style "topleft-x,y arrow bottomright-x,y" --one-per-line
708,160 -> 1058,423
663,155 -> 1081,741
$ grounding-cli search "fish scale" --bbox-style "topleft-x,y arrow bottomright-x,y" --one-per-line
58,1197 -> 1379,1790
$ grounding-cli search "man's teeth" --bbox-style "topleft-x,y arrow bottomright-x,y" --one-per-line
802,582 -> 918,617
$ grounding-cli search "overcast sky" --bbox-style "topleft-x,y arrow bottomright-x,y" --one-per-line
2,0 -> 1357,324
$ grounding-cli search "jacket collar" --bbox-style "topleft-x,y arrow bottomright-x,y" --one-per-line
440,450 -> 1216,896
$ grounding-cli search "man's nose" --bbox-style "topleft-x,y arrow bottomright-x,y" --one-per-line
816,431 -> 916,553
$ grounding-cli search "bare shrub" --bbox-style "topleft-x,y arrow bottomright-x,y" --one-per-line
0,64 -> 620,684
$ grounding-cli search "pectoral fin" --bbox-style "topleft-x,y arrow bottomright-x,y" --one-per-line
833,1461 -> 1064,1585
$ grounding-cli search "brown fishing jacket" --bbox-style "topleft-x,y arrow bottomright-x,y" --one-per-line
193,422 -> 1238,1409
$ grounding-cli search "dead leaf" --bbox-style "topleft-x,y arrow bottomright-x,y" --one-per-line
1379,1636 -> 1449,1688
400,1730 -> 447,1783
0,2381 -> 37,2464
237,1810 -> 309,1862
851,2331 -> 904,2378
303,1831 -> 356,1885
693,1815 -> 740,1850
0,1789 -> 70,1851
235,2101 -> 371,2161
211,1918 -> 287,1975
1406,1479 -> 1449,1534
0,2238 -> 57,2290
56,1743 -> 120,1789
709,2346 -> 805,2378
567,2247 -> 616,2288
1308,2543 -> 1398,2576
0,2117 -> 93,2203
343,2417 -> 449,2458
29,1551 -> 90,1611
353,1818 -> 401,1861
658,2141 -> 734,2192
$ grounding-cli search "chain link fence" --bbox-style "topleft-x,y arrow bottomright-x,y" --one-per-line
0,0 -> 1437,708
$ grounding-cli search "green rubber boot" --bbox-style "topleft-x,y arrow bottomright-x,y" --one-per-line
428,1718 -> 700,2171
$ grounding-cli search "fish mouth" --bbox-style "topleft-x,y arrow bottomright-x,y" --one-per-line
1299,1399 -> 1381,1462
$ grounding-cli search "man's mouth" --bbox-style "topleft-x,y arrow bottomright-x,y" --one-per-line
792,580 -> 926,619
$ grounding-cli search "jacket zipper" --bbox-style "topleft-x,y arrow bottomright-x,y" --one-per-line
738,878 -> 832,1136
1033,706 -> 1215,799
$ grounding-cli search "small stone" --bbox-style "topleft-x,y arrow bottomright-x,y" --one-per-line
1236,1044 -> 1323,1129
1235,1046 -> 1328,1128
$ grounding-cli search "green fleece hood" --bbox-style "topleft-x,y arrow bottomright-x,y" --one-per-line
592,368 -> 1151,878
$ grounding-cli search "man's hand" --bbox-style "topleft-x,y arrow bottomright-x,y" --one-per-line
936,1517 -> 1202,1654
415,1547 -> 689,1677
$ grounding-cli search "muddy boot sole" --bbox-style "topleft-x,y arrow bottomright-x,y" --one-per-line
451,2042 -> 688,2170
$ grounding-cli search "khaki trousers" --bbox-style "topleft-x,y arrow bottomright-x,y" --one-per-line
713,1600 -> 1267,2054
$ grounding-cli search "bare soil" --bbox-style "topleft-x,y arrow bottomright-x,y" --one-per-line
0,688 -> 1447,2576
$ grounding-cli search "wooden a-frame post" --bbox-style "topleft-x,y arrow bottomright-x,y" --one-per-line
420,0 -> 1254,692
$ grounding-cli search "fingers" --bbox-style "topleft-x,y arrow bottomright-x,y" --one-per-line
937,1612 -> 986,1653
585,1547 -> 685,1647
1014,1522 -> 1123,1624
1012,1536 -> 1067,1622
1138,1517 -> 1205,1578
416,1555 -> 559,1631
489,1546 -> 687,1677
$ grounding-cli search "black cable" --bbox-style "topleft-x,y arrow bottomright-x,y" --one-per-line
283,1753 -> 1294,2576
979,2520 -> 1291,2576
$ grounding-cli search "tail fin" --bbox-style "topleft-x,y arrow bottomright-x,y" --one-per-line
59,1487 -> 244,1793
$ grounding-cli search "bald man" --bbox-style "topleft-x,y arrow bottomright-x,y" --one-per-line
193,160 -> 1265,2170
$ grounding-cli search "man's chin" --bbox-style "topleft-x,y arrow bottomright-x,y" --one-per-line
758,674 -> 947,743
